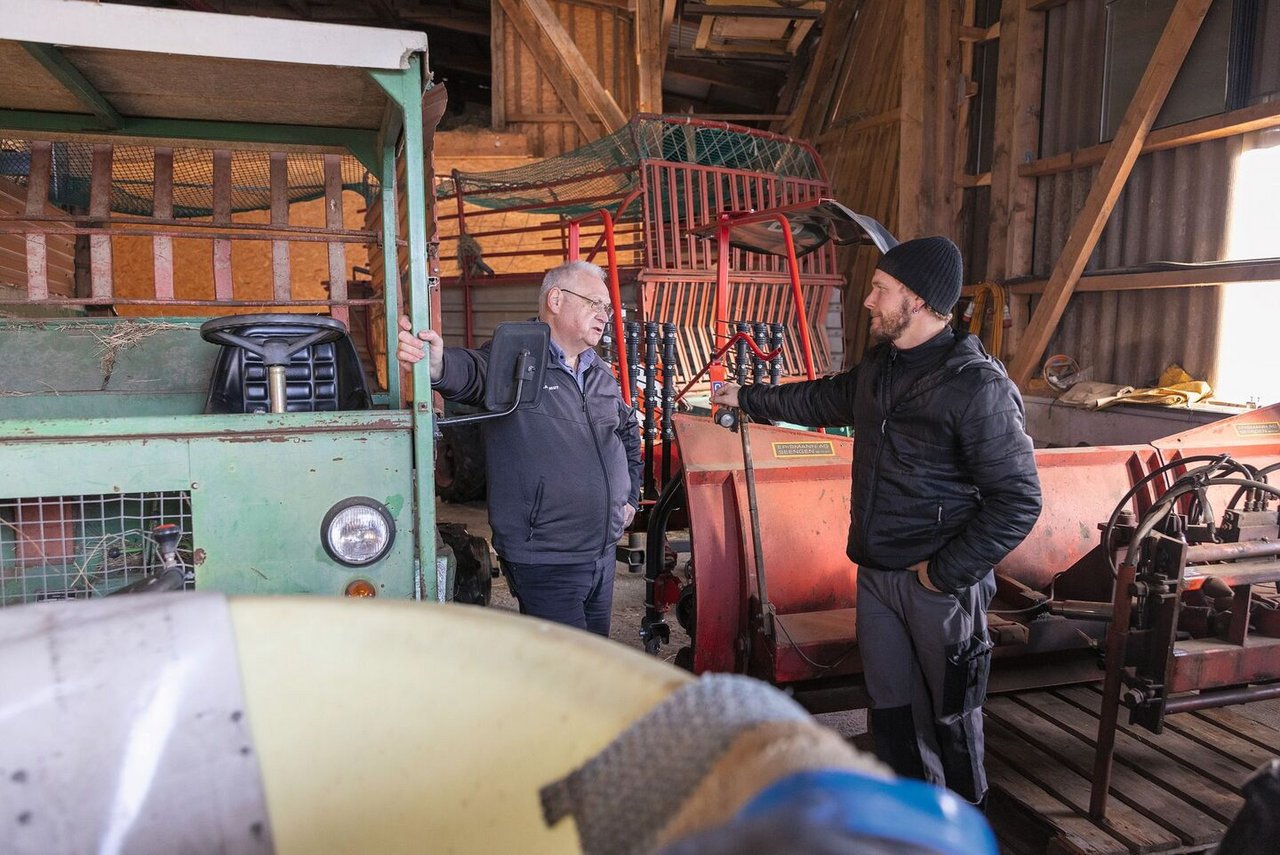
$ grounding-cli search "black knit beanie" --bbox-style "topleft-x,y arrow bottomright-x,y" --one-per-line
875,236 -> 963,314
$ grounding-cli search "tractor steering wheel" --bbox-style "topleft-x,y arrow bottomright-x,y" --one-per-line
199,314 -> 347,367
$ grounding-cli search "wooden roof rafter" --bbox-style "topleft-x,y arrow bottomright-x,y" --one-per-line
687,0 -> 826,58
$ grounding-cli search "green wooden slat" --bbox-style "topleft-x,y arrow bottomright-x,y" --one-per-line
20,42 -> 122,129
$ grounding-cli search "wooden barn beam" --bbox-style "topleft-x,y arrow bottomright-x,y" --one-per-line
508,0 -> 628,131
1019,100 -> 1280,178
491,1 -> 506,129
1007,260 -> 1280,296
660,0 -> 678,74
1008,0 -> 1214,388
683,3 -> 823,18
665,57 -> 782,94
636,0 -> 664,113
987,0 -> 1044,291
898,0 -> 927,238
778,0 -> 859,139
493,0 -> 598,137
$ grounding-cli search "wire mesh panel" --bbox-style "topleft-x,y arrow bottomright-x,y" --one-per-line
0,140 -> 376,217
0,491 -> 193,607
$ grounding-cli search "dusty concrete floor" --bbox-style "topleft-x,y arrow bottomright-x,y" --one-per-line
435,498 -> 867,737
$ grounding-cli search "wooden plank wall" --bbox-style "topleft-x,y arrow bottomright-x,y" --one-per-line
492,0 -> 635,157
0,177 -> 75,301
773,0 -> 957,363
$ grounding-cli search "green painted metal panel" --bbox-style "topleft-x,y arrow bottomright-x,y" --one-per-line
370,56 -> 438,600
1,319 -> 215,420
0,436 -> 193,496
0,393 -> 208,421
0,410 -> 411,441
186,428 -> 415,597
0,422 -> 418,599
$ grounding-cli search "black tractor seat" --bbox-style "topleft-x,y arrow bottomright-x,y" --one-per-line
200,314 -> 371,414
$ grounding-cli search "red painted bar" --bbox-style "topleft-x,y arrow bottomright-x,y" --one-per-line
212,149 -> 233,301
152,148 -> 175,301
324,154 -> 348,324
89,145 -> 114,300
23,141 -> 51,301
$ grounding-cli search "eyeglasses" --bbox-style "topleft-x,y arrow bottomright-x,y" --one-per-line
558,287 -> 613,317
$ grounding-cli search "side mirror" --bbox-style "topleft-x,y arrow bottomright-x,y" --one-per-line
484,321 -> 549,411
438,321 -> 548,427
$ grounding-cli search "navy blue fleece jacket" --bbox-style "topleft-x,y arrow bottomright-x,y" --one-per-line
435,341 -> 642,564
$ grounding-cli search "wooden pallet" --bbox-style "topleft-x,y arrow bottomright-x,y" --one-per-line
985,685 -> 1279,854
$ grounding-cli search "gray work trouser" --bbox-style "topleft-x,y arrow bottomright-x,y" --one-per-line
856,566 -> 996,803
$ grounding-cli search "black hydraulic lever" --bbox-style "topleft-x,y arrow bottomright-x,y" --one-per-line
769,324 -> 784,385
753,323 -> 769,384
625,321 -> 641,409
643,322 -> 659,499
734,321 -> 750,385
661,322 -> 677,487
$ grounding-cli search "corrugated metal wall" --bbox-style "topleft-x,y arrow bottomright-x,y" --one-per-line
1032,0 -> 1235,386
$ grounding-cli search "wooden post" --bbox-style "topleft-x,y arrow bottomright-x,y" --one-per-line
491,0 -> 506,130
899,0 -> 927,239
987,0 -> 1045,359
636,0 -> 663,114
24,141 -> 52,302
270,151 -> 291,303
152,147 -> 175,302
324,154 -> 348,325
89,144 -> 114,302
212,148 -> 233,302
933,0 -> 961,236
1008,0 -> 1213,387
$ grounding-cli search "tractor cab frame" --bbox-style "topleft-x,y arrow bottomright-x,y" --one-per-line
0,1 -> 526,605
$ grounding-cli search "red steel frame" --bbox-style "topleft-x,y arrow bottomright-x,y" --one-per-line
437,115 -> 842,384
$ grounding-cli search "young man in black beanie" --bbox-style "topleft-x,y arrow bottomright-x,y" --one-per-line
711,235 -> 1042,808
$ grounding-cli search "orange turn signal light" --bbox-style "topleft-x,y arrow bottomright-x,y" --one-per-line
345,579 -> 377,598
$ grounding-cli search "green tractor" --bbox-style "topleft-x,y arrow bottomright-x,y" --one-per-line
0,2 -> 534,607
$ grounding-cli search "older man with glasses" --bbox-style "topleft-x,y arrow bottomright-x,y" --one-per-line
398,260 -> 641,636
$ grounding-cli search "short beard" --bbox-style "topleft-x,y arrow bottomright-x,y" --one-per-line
871,296 -> 912,343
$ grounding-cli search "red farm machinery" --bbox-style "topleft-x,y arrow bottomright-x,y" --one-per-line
438,117 -> 1280,843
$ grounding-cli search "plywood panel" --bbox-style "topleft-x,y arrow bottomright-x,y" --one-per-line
110,192 -> 371,318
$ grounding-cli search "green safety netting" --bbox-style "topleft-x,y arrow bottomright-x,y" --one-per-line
437,116 -> 823,219
0,140 -> 377,218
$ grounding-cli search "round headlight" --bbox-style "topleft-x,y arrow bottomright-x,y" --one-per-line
321,498 -> 395,567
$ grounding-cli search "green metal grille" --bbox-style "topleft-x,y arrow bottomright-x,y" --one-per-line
0,491 -> 193,607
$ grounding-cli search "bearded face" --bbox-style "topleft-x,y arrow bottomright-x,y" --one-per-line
870,293 -> 913,343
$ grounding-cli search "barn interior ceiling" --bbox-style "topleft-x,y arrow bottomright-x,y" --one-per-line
104,0 -> 819,126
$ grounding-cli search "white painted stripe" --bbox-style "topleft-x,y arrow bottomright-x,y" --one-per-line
5,0 -> 428,70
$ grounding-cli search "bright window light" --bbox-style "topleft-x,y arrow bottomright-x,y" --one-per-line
1216,138 -> 1280,406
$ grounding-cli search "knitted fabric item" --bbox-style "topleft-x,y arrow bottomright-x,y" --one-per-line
876,236 -> 963,314
539,674 -> 811,855
653,720 -> 890,851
